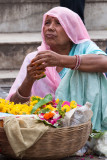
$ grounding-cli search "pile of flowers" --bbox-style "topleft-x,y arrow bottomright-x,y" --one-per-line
0,94 -> 79,127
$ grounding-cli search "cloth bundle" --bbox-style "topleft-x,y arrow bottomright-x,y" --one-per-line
3,116 -> 49,157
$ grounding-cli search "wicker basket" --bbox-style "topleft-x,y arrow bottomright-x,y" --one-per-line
0,119 -> 91,160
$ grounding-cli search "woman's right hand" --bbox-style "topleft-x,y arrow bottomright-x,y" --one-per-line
10,56 -> 46,104
26,61 -> 46,83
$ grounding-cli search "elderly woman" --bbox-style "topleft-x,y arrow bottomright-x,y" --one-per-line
6,7 -> 107,131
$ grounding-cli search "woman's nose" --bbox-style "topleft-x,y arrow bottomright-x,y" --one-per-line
48,23 -> 55,31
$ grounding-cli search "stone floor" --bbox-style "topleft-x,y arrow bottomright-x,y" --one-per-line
0,154 -> 106,160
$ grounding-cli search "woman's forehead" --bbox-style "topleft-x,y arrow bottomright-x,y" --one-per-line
45,15 -> 59,21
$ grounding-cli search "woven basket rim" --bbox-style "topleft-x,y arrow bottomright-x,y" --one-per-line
0,119 -> 91,128
48,119 -> 91,132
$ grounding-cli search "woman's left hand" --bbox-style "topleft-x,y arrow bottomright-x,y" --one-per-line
31,50 -> 62,69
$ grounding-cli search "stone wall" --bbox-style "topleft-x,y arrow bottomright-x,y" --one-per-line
0,43 -> 38,69
85,0 -> 107,30
0,0 -> 107,32
0,0 -> 59,33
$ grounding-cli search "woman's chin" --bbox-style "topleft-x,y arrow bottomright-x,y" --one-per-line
46,42 -> 56,48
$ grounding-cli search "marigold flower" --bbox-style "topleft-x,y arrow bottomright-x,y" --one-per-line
70,100 -> 77,109
0,105 -> 3,112
55,99 -> 60,104
30,100 -> 38,106
61,104 -> 71,112
45,104 -> 56,111
34,108 -> 41,114
44,112 -> 55,120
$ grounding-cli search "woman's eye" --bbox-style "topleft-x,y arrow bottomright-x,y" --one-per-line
45,21 -> 50,25
56,21 -> 61,25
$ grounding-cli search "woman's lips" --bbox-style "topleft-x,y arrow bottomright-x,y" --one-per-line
45,34 -> 56,38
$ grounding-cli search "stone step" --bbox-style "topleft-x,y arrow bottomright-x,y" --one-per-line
0,70 -> 18,82
0,0 -> 107,32
85,0 -> 107,30
0,33 -> 42,70
89,30 -> 107,52
0,70 -> 19,97
0,31 -> 107,70
0,0 -> 59,33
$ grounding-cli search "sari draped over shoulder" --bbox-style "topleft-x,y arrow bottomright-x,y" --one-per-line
55,40 -> 107,131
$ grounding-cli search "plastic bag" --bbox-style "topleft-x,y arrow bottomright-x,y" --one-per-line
94,132 -> 107,157
62,102 -> 93,127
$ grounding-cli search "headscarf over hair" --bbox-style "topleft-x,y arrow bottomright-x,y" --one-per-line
38,6 -> 90,51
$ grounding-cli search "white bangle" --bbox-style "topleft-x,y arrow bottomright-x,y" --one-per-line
16,89 -> 30,101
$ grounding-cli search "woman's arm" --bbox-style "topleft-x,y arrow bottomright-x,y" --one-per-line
10,76 -> 34,104
60,54 -> 107,72
31,50 -> 107,73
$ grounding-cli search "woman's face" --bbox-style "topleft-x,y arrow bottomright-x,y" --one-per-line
43,15 -> 71,49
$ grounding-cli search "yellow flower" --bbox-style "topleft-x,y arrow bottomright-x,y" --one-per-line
0,97 -> 78,116
55,99 -> 59,104
0,104 -> 3,112
45,104 -> 56,111
61,104 -> 71,112
30,100 -> 38,106
70,100 -> 77,109
2,107 -> 7,113
35,96 -> 42,99
30,96 -> 42,101
34,108 -> 41,114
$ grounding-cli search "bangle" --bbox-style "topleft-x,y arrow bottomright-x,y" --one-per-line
72,55 -> 81,70
16,89 -> 30,101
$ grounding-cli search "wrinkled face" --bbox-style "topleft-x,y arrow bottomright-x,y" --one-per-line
43,15 -> 71,49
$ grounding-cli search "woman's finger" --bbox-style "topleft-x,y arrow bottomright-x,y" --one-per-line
34,72 -> 46,80
31,53 -> 46,63
31,50 -> 52,63
31,59 -> 46,66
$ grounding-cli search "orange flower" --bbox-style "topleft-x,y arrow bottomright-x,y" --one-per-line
44,112 -> 55,120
